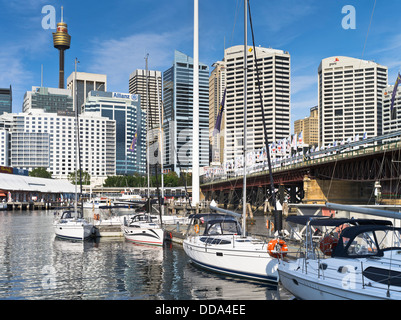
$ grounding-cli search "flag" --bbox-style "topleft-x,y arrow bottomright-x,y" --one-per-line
128,130 -> 138,152
298,131 -> 303,145
391,73 -> 401,120
213,88 -> 227,136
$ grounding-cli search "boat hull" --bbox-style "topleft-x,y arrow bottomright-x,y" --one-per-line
183,237 -> 278,283
122,225 -> 164,246
278,258 -> 401,300
54,220 -> 94,241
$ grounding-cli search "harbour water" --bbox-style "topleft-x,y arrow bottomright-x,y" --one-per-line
0,209 -> 292,300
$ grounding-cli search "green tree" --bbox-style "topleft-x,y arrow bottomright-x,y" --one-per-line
29,167 -> 52,179
68,170 -> 91,185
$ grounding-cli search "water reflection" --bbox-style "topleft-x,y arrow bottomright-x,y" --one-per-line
0,211 -> 292,300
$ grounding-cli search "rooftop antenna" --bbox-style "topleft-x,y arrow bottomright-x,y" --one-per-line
61,6 -> 64,22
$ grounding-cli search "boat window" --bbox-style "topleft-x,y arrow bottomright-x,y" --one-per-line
200,237 -> 231,245
347,231 -> 378,256
221,221 -> 240,234
376,230 -> 401,250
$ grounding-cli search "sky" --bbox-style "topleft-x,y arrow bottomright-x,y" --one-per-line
1,0 -> 401,131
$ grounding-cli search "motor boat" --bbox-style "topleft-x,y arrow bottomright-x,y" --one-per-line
54,210 -> 95,241
278,214 -> 401,300
183,213 -> 281,283
83,197 -> 114,209
121,213 -> 165,246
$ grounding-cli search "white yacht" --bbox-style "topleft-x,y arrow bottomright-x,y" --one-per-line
278,213 -> 401,300
121,214 -> 165,246
54,210 -> 94,240
183,213 -> 280,283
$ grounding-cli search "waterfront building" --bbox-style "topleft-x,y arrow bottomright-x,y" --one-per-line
129,69 -> 162,133
294,106 -> 318,147
0,130 -> 9,166
209,61 -> 226,165
84,91 -> 146,175
224,45 -> 291,162
382,83 -> 401,134
0,86 -> 12,115
0,109 -> 116,184
163,50 -> 209,174
66,72 -> 107,113
22,86 -> 73,114
318,56 -> 388,147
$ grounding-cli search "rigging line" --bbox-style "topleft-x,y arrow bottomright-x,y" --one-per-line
326,158 -> 338,202
361,0 -> 377,59
248,0 -> 277,212
230,0 -> 242,47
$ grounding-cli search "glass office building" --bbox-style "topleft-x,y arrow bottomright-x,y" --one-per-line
84,91 -> 146,175
23,87 -> 73,114
163,50 -> 209,173
0,86 -> 12,115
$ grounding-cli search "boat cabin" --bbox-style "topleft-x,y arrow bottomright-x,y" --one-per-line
287,215 -> 401,258
186,213 -> 242,237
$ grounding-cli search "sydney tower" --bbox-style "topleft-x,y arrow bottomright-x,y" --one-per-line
52,7 -> 71,89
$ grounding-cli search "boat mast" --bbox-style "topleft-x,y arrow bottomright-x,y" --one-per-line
145,54 -> 150,214
156,75 -> 165,218
74,57 -> 83,217
192,0 -> 200,208
242,0 -> 248,237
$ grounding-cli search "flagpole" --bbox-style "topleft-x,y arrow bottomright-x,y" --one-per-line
192,0 -> 200,207
242,0 -> 247,237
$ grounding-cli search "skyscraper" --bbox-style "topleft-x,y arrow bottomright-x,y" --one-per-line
209,61 -> 226,164
23,86 -> 73,114
0,86 -> 12,115
66,72 -> 107,113
294,106 -> 318,147
223,45 -> 291,162
382,84 -> 401,134
129,69 -> 162,132
318,56 -> 388,146
163,50 -> 209,173
84,91 -> 146,175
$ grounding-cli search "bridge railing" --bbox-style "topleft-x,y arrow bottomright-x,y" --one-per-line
201,133 -> 401,185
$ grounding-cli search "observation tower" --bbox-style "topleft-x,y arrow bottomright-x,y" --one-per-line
52,7 -> 71,89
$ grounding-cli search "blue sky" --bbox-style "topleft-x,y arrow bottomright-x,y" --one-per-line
1,0 -> 401,130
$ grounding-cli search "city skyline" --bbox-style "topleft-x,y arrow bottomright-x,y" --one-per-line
1,0 -> 401,126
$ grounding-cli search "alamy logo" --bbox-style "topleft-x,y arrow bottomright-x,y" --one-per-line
342,5 -> 356,30
41,5 -> 56,30
340,265 -> 356,290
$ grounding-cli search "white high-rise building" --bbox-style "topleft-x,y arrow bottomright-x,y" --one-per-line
318,56 -> 388,146
1,109 -> 115,184
129,69 -> 162,132
224,45 -> 291,162
66,72 -> 107,113
209,61 -> 226,164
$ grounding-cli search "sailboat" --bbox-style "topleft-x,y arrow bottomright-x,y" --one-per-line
122,54 -> 165,246
278,203 -> 401,300
54,58 -> 94,241
183,0 -> 283,283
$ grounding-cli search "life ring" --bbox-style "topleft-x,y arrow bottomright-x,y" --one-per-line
194,224 -> 200,234
319,235 -> 338,256
93,213 -> 100,221
266,220 -> 274,232
267,239 -> 288,258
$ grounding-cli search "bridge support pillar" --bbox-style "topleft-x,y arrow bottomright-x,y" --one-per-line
303,176 -> 374,205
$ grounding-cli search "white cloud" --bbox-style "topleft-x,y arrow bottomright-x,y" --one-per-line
291,74 -> 317,95
87,30 -> 191,92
